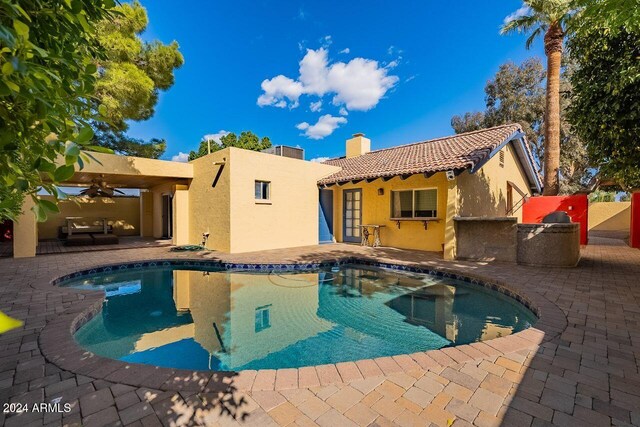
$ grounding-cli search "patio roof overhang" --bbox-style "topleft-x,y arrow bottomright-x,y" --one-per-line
52,151 -> 194,189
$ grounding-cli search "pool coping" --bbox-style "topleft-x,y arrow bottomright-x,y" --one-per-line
36,256 -> 567,393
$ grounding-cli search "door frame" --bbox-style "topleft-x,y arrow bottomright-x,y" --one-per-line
319,189 -> 334,244
342,189 -> 362,243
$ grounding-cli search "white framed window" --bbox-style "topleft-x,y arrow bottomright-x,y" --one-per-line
391,188 -> 438,219
255,180 -> 270,200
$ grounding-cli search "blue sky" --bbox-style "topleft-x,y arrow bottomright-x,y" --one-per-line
127,1 -> 543,162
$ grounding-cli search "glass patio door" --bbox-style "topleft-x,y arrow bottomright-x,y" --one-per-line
343,189 -> 362,243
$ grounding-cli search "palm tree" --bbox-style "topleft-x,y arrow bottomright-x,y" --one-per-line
501,0 -> 573,195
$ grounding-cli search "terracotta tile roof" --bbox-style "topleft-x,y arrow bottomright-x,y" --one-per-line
318,124 -> 539,187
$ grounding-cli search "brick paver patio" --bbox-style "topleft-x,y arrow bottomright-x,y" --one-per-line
0,238 -> 638,426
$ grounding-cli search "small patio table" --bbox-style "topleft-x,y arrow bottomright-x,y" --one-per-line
360,224 -> 386,247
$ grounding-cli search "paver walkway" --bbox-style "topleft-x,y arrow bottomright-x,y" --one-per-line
0,240 -> 638,427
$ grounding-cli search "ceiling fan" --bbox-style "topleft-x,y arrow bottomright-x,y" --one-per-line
80,175 -> 125,198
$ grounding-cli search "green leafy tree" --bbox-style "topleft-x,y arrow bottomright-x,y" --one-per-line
451,60 -> 544,158
189,132 -> 272,161
589,190 -> 617,203
0,0 -> 114,222
501,0 -> 573,195
91,1 -> 183,158
566,4 -> 640,190
451,58 -> 591,194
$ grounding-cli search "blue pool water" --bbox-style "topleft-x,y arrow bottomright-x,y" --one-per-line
60,264 -> 536,371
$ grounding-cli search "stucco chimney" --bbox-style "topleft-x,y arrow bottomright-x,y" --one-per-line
346,133 -> 371,158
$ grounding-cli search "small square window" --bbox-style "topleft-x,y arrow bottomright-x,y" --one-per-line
255,181 -> 270,200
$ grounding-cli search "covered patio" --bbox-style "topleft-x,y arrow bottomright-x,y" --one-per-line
8,152 -> 193,258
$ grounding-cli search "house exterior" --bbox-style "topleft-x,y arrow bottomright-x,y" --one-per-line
9,123 -> 540,260
317,123 -> 542,259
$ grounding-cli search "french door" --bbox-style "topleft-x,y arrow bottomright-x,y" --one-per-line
343,189 -> 362,243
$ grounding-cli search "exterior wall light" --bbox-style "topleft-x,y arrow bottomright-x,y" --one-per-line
378,188 -> 384,196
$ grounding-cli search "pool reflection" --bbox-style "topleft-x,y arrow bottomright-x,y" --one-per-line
67,265 -> 535,371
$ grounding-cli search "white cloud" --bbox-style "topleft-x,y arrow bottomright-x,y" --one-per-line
171,152 -> 189,162
504,5 -> 531,24
257,75 -> 304,108
309,156 -> 330,163
339,107 -> 348,116
385,59 -> 400,69
203,130 -> 230,145
310,100 -> 323,112
258,47 -> 399,112
296,114 -> 347,140
339,48 -> 350,54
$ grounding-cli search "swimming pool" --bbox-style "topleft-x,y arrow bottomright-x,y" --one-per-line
59,263 -> 536,371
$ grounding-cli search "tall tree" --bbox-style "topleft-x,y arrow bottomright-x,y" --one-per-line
451,60 -> 544,159
451,58 -> 591,194
501,0 -> 573,195
189,132 -> 272,161
91,1 -> 183,158
0,0 -> 114,222
566,2 -> 640,190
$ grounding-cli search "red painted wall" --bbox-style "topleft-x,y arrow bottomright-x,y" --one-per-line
631,192 -> 640,249
522,195 -> 589,245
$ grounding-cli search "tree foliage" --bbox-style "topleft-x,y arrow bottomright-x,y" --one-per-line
91,1 -> 183,158
566,5 -> 640,190
189,132 -> 272,161
451,60 -> 544,157
451,58 -> 592,194
501,0 -> 574,195
0,0 -> 114,222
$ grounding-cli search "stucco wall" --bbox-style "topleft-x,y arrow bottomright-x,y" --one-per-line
332,173 -> 449,252
188,150 -> 231,252
37,196 -> 140,239
187,147 -> 339,253
228,148 -> 339,253
457,142 -> 532,221
517,223 -> 580,267
588,202 -> 631,231
454,217 -> 518,262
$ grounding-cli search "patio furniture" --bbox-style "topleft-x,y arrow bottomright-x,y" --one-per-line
65,234 -> 93,246
63,217 -> 112,235
360,225 -> 385,247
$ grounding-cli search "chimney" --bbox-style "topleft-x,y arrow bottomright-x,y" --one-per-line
346,133 -> 371,158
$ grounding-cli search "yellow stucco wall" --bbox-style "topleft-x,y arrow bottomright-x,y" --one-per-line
37,196 -> 140,239
13,197 -> 38,258
63,151 -> 193,180
331,173 -> 449,252
228,148 -> 339,253
457,142 -> 533,221
187,147 -> 339,253
188,150 -> 232,252
140,192 -> 154,237
588,202 -> 631,231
